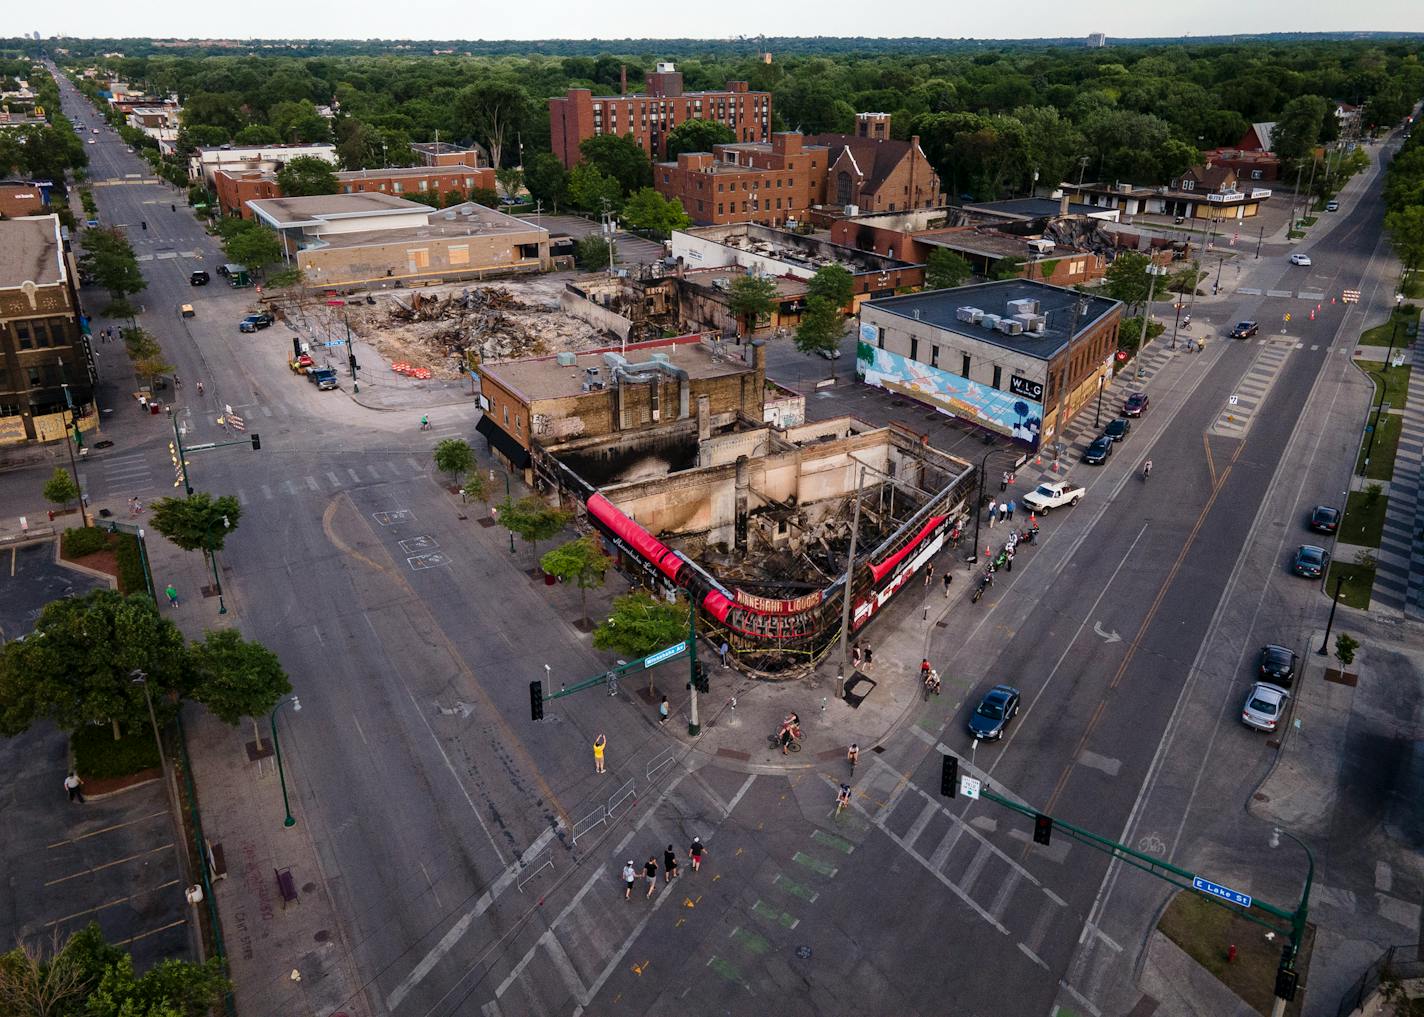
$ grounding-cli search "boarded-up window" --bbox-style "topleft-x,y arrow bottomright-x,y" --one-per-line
448,245 -> 470,266
408,249 -> 430,271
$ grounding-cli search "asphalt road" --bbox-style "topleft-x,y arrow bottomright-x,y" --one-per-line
43,74 -> 1414,1017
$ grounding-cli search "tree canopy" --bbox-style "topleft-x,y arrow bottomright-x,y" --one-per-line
663,119 -> 736,160
149,492 -> 242,554
619,187 -> 691,234
593,591 -> 687,660
276,155 -> 339,196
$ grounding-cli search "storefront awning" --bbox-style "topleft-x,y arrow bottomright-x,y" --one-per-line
475,414 -> 531,470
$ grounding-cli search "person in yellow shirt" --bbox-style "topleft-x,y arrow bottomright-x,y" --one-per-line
593,734 -> 606,774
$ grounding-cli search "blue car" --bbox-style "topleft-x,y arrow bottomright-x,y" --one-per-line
1082,436 -> 1113,465
967,685 -> 1021,741
1292,545 -> 1328,578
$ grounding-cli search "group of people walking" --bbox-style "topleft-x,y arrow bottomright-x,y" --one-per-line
622,838 -> 706,899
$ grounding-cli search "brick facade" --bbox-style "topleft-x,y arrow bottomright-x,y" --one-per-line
0,182 -> 47,218
215,165 -> 498,218
656,134 -> 827,227
549,63 -> 771,167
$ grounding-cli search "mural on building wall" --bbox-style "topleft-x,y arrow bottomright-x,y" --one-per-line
857,331 -> 1042,443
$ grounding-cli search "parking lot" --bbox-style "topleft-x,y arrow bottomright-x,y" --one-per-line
0,541 -> 193,969
526,211 -> 669,265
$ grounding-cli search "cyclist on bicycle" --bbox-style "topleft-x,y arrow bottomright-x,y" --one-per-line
836,784 -> 852,814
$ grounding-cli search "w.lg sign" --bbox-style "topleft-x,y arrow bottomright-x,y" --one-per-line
1009,376 -> 1044,401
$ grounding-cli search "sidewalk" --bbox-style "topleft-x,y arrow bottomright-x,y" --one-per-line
1369,310 -> 1424,617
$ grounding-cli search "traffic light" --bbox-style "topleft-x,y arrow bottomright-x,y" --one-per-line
250,433 -> 261,451
1273,966 -> 1298,1002
940,754 -> 958,798
690,661 -> 710,693
529,680 -> 544,721
1033,813 -> 1053,846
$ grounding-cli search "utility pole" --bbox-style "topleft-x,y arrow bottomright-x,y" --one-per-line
686,599 -> 702,736
1316,576 -> 1345,655
54,357 -> 90,526
838,465 -> 866,669
1255,223 -> 1265,260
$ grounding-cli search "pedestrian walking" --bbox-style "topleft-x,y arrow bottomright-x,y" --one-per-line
196,380 -> 204,395
622,860 -> 637,900
593,734 -> 606,774
719,640 -> 729,667
988,499 -> 999,527
664,845 -> 679,883
64,771 -> 85,804
689,836 -> 706,873
1000,470 -> 1009,492
644,855 -> 658,898
173,374 -> 181,389
852,643 -> 863,670
943,572 -> 953,597
1005,548 -> 1014,573
1006,500 -> 1016,523
924,562 -> 935,587
863,645 -> 873,669
165,584 -> 179,607
658,696 -> 669,725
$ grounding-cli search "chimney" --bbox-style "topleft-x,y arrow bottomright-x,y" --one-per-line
620,65 -> 627,95
1059,192 -> 1070,217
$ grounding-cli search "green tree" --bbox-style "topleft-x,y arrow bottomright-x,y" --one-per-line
275,154 -> 338,196
432,438 -> 475,483
540,534 -> 611,625
663,119 -> 736,160
795,296 -> 845,364
989,255 -> 1026,281
523,151 -> 568,209
593,591 -> 687,662
925,249 -> 971,290
455,80 -> 530,170
1385,206 -> 1424,279
79,229 -> 146,304
1334,633 -> 1359,671
149,492 -> 242,562
578,133 -> 653,196
618,187 -> 691,234
132,355 -> 175,392
495,167 -> 524,201
0,590 -> 189,740
42,467 -> 80,513
567,162 -> 623,213
726,273 -> 779,335
233,123 -> 282,145
1272,95 -> 1330,163
270,99 -> 331,143
495,496 -> 571,567
806,263 -> 854,310
461,473 -> 490,515
189,629 -> 292,751
470,186 -> 500,208
222,226 -> 283,274
1103,251 -> 1153,315
575,234 -> 614,271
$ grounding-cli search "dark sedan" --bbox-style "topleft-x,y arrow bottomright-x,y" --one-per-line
1122,392 -> 1150,417
1259,644 -> 1299,686
1293,545 -> 1329,578
1230,321 -> 1260,339
1309,505 -> 1340,534
967,685 -> 1021,741
1082,436 -> 1114,465
1103,417 -> 1132,443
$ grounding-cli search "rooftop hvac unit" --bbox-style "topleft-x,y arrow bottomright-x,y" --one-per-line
979,313 -> 1001,330
956,306 -> 984,324
1005,297 -> 1039,317
1026,315 -> 1047,333
556,351 -> 576,366
1011,313 -> 1037,330
996,319 -> 1024,335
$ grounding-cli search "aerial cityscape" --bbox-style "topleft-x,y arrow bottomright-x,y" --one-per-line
0,19 -> 1421,1017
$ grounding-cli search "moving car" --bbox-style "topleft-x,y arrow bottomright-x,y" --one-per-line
1082,436 -> 1114,465
1325,200 -> 1339,211
1242,683 -> 1290,732
1230,321 -> 1260,339
87,138 -> 95,145
1122,392 -> 1150,417
1309,505 -> 1340,534
238,312 -> 273,333
816,346 -> 842,360
967,685 -> 1021,741
180,304 -> 195,319
189,270 -> 210,286
1292,544 -> 1329,578
1103,417 -> 1132,443
1289,252 -> 1312,266
1258,644 -> 1299,686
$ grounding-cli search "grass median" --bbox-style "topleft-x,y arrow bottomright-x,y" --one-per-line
1326,560 -> 1376,610
1357,308 -> 1418,347
1341,488 -> 1388,547
1357,362 -> 1411,408
1356,412 -> 1401,481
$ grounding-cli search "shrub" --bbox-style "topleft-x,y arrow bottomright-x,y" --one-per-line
62,526 -> 109,558
114,532 -> 148,596
71,721 -> 161,779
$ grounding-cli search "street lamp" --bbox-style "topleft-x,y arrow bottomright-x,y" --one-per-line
489,467 -> 516,554
205,515 -> 230,615
270,695 -> 302,828
1316,575 -> 1345,655
1267,827 -> 1314,1017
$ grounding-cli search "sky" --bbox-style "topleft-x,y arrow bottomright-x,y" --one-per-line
30,0 -> 1424,43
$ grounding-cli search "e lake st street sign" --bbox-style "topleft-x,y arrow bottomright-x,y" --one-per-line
1192,875 -> 1252,909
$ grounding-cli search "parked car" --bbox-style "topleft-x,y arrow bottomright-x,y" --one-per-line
967,685 -> 1021,741
1292,544 -> 1329,578
1082,436 -> 1114,465
1289,253 -> 1313,266
1230,321 -> 1260,339
189,270 -> 210,286
816,346 -> 842,360
238,313 -> 273,333
1258,644 -> 1299,686
1309,505 -> 1340,534
1325,200 -> 1339,211
1022,481 -> 1085,513
1103,417 -> 1132,443
87,138 -> 95,145
1242,683 -> 1290,732
1122,392 -> 1150,417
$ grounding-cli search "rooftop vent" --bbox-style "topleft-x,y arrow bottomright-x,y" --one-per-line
1005,298 -> 1039,317
556,351 -> 576,366
979,313 -> 1001,330
955,306 -> 984,324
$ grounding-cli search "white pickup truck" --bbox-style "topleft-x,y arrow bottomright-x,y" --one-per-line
1021,481 -> 1085,513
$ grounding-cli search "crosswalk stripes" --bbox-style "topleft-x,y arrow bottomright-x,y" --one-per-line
93,450 -> 158,498
1373,324 -> 1424,617
1209,343 -> 1292,438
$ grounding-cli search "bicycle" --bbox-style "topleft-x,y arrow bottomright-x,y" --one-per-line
768,731 -> 802,753
847,743 -> 860,772
835,784 -> 852,815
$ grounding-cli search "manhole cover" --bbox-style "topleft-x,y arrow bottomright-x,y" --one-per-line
795,945 -> 813,959
93,440 -> 114,449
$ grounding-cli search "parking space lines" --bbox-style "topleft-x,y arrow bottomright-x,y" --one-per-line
46,809 -> 168,848
44,843 -> 174,887
44,879 -> 182,928
114,917 -> 187,947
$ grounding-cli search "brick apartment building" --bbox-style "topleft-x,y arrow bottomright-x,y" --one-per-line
657,113 -> 943,227
549,61 -> 771,167
410,141 -> 487,167
214,164 -> 498,219
656,133 -> 828,227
